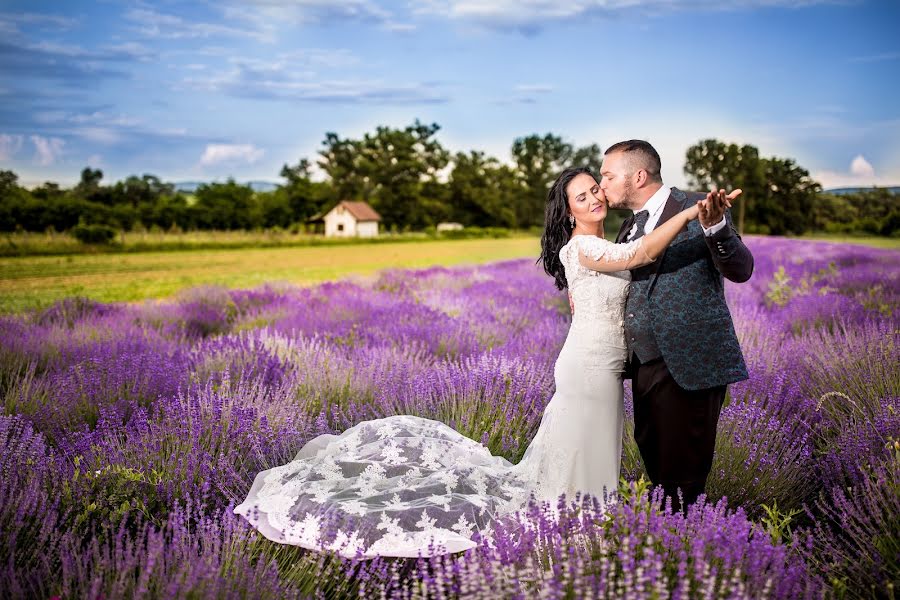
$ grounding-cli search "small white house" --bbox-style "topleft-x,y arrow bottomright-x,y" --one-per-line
322,201 -> 381,238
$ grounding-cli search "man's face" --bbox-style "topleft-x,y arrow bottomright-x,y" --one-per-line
600,151 -> 636,210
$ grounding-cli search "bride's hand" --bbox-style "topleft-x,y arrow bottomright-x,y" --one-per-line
684,202 -> 702,221
699,188 -> 742,228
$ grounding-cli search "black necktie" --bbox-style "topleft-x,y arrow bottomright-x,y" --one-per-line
629,210 -> 650,241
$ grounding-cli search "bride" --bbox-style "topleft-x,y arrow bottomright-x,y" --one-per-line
235,167 -> 704,558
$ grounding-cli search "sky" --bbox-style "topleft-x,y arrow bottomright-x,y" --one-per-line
1,0 -> 899,190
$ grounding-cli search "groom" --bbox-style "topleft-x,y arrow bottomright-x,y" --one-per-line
600,140 -> 753,513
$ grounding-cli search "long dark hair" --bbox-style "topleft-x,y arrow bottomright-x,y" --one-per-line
539,166 -> 594,290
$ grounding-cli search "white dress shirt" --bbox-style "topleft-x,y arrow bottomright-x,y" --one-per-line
630,186 -> 726,238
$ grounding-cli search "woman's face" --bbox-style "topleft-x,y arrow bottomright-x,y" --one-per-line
566,173 -> 607,228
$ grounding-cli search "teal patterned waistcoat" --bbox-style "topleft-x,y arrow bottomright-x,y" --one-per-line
618,188 -> 753,391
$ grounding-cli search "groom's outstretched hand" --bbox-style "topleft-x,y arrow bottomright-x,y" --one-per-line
699,188 -> 742,229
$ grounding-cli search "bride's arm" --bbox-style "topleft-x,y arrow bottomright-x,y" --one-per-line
578,203 -> 701,273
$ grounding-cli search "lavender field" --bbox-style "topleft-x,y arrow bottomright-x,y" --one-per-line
1,236 -> 897,599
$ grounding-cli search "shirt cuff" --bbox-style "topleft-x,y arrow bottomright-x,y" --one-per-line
702,217 -> 727,236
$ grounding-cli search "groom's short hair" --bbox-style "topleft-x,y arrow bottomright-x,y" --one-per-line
605,140 -> 662,183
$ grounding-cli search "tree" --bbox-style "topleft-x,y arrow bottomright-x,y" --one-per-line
510,134 -> 603,228
145,193 -> 191,230
754,157 -> 820,235
571,143 -> 604,174
114,174 -> 175,208
813,187 -> 896,236
73,166 -> 118,207
317,121 -> 450,229
511,134 -> 573,228
810,193 -> 857,233
684,139 -> 765,234
192,180 -> 258,230
446,151 -> 519,228
279,158 -> 329,222
76,167 -> 103,191
0,170 -> 30,231
0,170 -> 18,193
317,133 -> 367,204
256,191 -> 293,228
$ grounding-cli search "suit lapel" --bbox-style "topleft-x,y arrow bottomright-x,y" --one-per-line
616,214 -> 633,244
647,189 -> 687,295
655,190 -> 683,229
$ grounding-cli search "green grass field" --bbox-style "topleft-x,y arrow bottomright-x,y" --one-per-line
2,233 -> 895,316
0,228 -> 534,257
0,237 -> 541,314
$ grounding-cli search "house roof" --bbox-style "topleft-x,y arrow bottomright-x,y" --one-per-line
332,200 -> 381,221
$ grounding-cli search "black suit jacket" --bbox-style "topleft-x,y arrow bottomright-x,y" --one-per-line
617,188 -> 753,390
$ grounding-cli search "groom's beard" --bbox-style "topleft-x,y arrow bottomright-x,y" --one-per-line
619,180 -> 637,210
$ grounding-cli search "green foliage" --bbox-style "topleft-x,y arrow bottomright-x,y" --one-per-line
447,151 -> 521,228
432,225 -> 516,239
71,223 -> 118,245
278,157 -> 330,222
754,157 -> 821,235
63,455 -> 167,533
760,500 -> 802,545
4,131 -> 895,239
684,139 -> 765,234
685,139 -> 826,235
765,262 -> 837,308
510,133 -> 602,228
193,179 -> 258,229
317,120 -> 451,229
814,188 -> 899,237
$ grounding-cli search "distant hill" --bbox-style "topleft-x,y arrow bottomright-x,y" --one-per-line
174,180 -> 280,193
823,186 -> 900,195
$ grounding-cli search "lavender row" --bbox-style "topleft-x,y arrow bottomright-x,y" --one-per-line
1,237 -> 897,597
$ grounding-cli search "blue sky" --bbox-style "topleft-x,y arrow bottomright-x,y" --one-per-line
1,0 -> 898,189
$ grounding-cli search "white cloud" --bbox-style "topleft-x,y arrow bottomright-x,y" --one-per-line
69,112 -> 142,127
26,40 -> 154,61
180,55 -> 448,104
77,127 -> 123,145
385,21 -> 417,32
0,11 -> 78,32
200,144 -> 265,167
413,0 -> 836,31
0,134 -> 24,160
849,154 -> 875,177
222,0 -> 392,28
27,111 -> 143,145
845,51 -> 900,64
125,8 -> 271,43
514,84 -> 553,93
813,155 -> 900,189
31,135 -> 65,166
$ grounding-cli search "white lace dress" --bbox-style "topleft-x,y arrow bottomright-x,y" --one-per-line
234,235 -> 644,558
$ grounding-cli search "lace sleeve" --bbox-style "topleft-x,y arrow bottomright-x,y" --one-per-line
576,236 -> 652,272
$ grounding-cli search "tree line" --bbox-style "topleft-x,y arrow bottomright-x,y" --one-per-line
683,139 -> 898,236
0,123 -> 896,238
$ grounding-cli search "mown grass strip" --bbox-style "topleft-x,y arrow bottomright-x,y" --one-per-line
0,238 -> 541,314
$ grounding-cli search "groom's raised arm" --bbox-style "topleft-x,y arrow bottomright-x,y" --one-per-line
699,191 -> 753,283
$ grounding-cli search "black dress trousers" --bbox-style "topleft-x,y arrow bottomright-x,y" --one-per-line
631,354 -> 726,513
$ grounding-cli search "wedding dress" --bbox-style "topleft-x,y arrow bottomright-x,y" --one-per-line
235,235 -> 645,558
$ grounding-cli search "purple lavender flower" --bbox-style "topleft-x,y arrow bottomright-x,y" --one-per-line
0,237 -> 896,597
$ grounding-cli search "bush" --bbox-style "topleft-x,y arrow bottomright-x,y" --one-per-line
71,224 -> 119,245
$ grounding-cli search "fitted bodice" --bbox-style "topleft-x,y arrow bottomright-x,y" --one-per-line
559,235 -> 642,349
